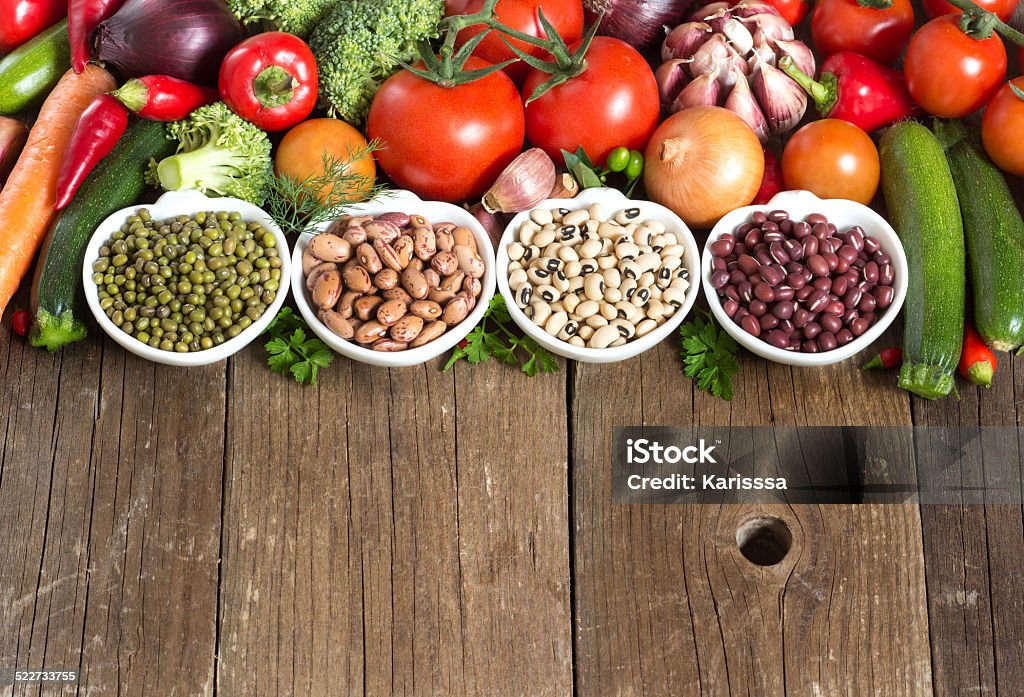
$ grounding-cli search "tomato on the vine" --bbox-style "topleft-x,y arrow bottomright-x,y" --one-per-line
904,15 -> 1006,118
810,0 -> 915,65
982,77 -> 1024,175
921,0 -> 1017,21
522,36 -> 659,166
445,0 -> 584,85
781,119 -> 880,205
367,57 -> 525,203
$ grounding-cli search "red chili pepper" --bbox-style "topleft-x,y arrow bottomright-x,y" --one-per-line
67,0 -> 125,73
862,346 -> 902,370
218,32 -> 318,132
958,325 -> 997,388
111,75 -> 218,121
11,309 -> 30,336
54,94 -> 128,210
457,338 -> 469,349
752,148 -> 785,205
0,0 -> 66,54
780,51 -> 920,132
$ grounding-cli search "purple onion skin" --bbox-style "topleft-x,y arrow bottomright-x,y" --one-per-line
589,0 -> 697,51
94,0 -> 244,86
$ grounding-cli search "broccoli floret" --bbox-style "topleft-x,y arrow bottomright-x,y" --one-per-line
151,102 -> 273,206
309,0 -> 444,125
225,0 -> 338,38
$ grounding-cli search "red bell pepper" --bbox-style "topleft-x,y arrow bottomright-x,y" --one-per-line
54,94 -> 128,210
0,0 -> 65,54
761,0 -> 812,27
218,32 -> 318,132
959,325 -> 997,388
780,51 -> 920,133
67,0 -> 125,73
752,148 -> 785,205
112,75 -> 218,121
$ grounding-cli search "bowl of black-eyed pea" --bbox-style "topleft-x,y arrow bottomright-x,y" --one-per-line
495,187 -> 701,364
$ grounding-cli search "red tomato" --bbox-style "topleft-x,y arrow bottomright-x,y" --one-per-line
761,0 -> 812,27
522,36 -> 659,166
904,15 -> 1006,118
922,0 -> 1017,21
367,57 -> 525,203
811,0 -> 915,65
0,0 -> 65,54
446,0 -> 584,85
781,119 -> 880,205
982,77 -> 1024,175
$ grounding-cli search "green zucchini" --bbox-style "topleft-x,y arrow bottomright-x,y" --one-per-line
0,20 -> 71,116
29,119 -> 175,351
935,119 -> 1024,353
879,121 -> 965,400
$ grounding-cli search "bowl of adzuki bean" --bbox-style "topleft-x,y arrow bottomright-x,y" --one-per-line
702,190 -> 908,367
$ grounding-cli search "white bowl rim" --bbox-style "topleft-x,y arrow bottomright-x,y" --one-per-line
700,189 -> 908,367
495,187 -> 702,364
290,189 -> 496,368
82,189 -> 291,367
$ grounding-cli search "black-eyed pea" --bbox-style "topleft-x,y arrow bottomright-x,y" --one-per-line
556,320 -> 578,341
526,301 -> 551,326
542,242 -> 561,259
588,323 -> 620,348
670,277 -> 691,295
530,208 -> 553,226
549,300 -> 566,314
527,267 -> 551,286
375,268 -> 399,290
638,271 -> 655,288
401,265 -> 429,299
583,273 -> 604,301
409,300 -> 443,320
554,207 -> 570,223
586,314 -> 609,328
441,296 -> 471,325
354,295 -> 385,321
563,260 -> 583,278
636,318 -> 658,337
376,298 -> 408,325
508,242 -> 525,261
620,278 -> 638,298
463,276 -> 482,297
509,268 -> 529,290
577,325 -> 595,341
521,245 -> 539,264
343,227 -> 367,246
615,301 -> 643,324
306,261 -> 335,292
309,234 -> 353,263
364,220 -> 402,244
579,259 -> 598,276
562,292 -> 580,315
372,338 -> 409,352
645,298 -> 665,319
431,250 -> 458,275
635,227 -> 652,247
533,228 -> 556,247
569,275 -> 585,295
557,225 -> 581,245
663,286 -> 687,308
354,320 -> 388,344
636,252 -> 661,274
610,337 -> 627,347
563,209 -> 589,227
357,243 -> 383,274
428,287 -> 456,305
579,238 -> 602,259
440,271 -> 466,293
651,233 -> 670,250
436,230 -> 455,252
383,287 -> 413,304
312,269 -> 342,310
611,318 -> 636,339
633,287 -> 652,308
544,311 -> 568,336
534,255 -> 562,273
519,220 -> 540,245
575,300 -> 600,318
599,302 -> 617,321
552,271 -> 570,293
536,285 -> 560,303
602,267 -> 621,289
390,315 -> 424,343
508,260 -> 523,273
373,238 -> 404,272
583,219 -> 600,235
413,227 -> 436,260
410,320 -> 447,347
455,245 -> 485,278
568,336 -> 585,347
597,254 -> 618,270
598,221 -> 621,238
663,243 -> 685,258
614,207 -> 641,225
452,226 -> 477,253
604,287 -> 622,303
343,264 -> 372,293
392,235 -> 415,268
661,257 -> 683,274
320,310 -> 355,339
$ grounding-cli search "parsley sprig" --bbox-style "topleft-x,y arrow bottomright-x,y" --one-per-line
679,312 -> 741,401
261,308 -> 333,385
444,296 -> 560,377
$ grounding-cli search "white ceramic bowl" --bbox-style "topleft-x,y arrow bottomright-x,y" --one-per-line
291,190 -> 495,368
83,190 -> 291,367
495,187 -> 701,364
701,190 -> 908,367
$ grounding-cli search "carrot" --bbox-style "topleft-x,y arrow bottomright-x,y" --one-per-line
0,65 -> 115,316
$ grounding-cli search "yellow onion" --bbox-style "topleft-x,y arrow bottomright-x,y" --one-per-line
643,106 -> 764,229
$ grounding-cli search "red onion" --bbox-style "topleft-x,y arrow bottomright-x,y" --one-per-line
585,0 -> 696,51
93,0 -> 243,86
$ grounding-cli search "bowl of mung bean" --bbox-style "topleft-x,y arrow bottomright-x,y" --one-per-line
83,189 -> 290,366
496,187 -> 701,364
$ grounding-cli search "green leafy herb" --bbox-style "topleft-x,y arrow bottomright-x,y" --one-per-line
444,296 -> 560,377
261,307 -> 333,385
679,312 -> 741,401
263,142 -> 388,237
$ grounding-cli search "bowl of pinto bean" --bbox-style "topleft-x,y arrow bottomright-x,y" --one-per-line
291,190 -> 495,367
702,190 -> 908,367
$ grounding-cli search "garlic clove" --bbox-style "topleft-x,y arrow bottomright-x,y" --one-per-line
751,54 -> 807,135
688,34 -> 730,77
724,72 -> 769,142
730,0 -> 780,18
749,38 -> 776,71
689,1 -> 733,21
672,66 -> 721,111
774,39 -> 816,80
482,148 -> 557,214
710,15 -> 754,56
656,59 -> 691,105
662,22 -> 713,62
717,46 -> 750,90
745,13 -> 795,44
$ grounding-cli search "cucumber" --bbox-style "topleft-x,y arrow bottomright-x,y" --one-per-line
0,20 -> 71,115
879,121 -> 965,400
935,119 -> 1024,353
29,119 -> 175,351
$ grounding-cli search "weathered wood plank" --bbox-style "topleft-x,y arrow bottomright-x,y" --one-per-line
573,337 -> 932,696
218,349 -> 572,696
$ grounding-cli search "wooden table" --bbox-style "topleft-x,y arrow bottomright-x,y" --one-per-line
1,310 -> 1021,696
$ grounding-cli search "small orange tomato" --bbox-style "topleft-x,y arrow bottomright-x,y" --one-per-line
982,78 -> 1024,176
275,118 -> 377,203
781,119 -> 880,205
